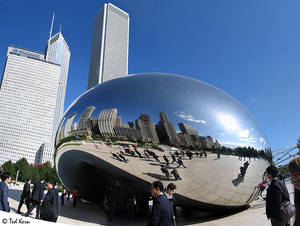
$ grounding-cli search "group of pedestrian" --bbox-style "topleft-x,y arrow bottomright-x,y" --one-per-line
265,156 -> 300,226
148,181 -> 177,226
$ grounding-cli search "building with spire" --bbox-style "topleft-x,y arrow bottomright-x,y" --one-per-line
87,3 -> 129,89
0,14 -> 70,165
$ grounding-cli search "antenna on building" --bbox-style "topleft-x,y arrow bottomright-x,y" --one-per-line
49,12 -> 55,40
59,24 -> 62,33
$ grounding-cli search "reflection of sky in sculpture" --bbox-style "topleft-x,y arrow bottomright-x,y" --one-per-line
60,73 -> 269,150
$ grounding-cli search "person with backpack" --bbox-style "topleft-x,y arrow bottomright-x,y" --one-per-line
265,165 -> 292,226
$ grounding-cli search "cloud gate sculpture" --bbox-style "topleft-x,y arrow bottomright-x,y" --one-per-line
55,73 -> 271,211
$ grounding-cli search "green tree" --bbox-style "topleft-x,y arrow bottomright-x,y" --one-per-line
15,158 -> 30,182
2,160 -> 16,179
30,165 -> 40,183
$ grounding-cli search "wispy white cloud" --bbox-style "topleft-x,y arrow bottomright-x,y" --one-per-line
175,111 -> 206,124
238,129 -> 250,138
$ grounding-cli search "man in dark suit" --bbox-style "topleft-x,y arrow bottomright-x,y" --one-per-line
148,181 -> 172,226
265,165 -> 290,226
0,173 -> 11,212
25,178 -> 45,219
17,178 -> 31,214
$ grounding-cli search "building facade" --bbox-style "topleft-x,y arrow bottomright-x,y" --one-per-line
156,112 -> 180,146
87,3 -> 129,89
98,108 -> 117,136
0,47 -> 61,165
135,114 -> 159,143
78,106 -> 96,130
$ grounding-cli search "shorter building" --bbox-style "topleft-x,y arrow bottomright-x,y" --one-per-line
114,127 -> 142,139
177,133 -> 194,148
135,114 -> 159,143
178,123 -> 199,137
156,112 -> 180,146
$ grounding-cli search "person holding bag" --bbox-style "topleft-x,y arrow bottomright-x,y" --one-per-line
265,165 -> 294,226
40,181 -> 58,222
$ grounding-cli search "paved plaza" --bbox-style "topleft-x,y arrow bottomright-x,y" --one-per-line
57,141 -> 269,207
0,179 -> 295,226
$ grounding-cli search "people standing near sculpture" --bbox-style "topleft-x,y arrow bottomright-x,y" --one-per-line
265,165 -> 291,226
148,181 -> 172,226
72,185 -> 79,208
0,173 -> 11,212
17,178 -> 31,214
25,178 -> 45,218
164,183 -> 177,226
40,181 -> 58,222
60,186 -> 67,206
288,156 -> 300,226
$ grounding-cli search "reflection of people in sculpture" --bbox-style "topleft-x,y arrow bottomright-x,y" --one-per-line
135,149 -> 142,158
160,165 -> 170,180
257,180 -> 268,199
163,155 -> 169,166
217,153 -> 220,159
177,157 -> 186,168
111,151 -> 122,162
187,151 -> 193,160
175,151 -> 179,157
171,153 -> 177,164
118,152 -> 127,163
171,169 -> 182,180
144,149 -> 150,158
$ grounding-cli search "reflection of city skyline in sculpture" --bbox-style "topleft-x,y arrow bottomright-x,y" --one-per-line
57,106 -> 237,153
55,74 -> 271,211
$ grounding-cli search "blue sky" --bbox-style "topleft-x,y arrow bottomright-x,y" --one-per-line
0,0 -> 299,159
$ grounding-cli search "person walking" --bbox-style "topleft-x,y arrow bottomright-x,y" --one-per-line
288,156 -> 300,226
17,178 -> 31,214
0,173 -> 11,212
265,165 -> 291,226
40,181 -> 59,222
148,181 -> 172,226
25,178 -> 45,219
164,183 -> 177,226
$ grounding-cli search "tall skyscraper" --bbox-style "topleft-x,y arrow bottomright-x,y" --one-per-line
0,46 -> 61,165
46,14 -> 71,146
87,3 -> 129,89
0,15 -> 70,165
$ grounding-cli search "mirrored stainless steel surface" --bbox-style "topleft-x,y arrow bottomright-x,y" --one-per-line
55,73 -> 271,210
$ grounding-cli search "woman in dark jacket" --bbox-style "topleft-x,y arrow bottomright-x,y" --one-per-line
40,181 -> 58,222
